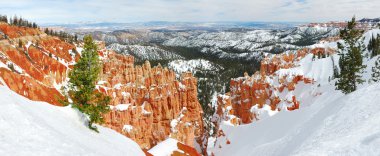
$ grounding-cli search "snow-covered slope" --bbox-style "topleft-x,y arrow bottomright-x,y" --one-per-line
0,86 -> 144,156
148,138 -> 179,156
163,26 -> 339,53
208,29 -> 380,156
210,83 -> 380,156
107,43 -> 183,62
168,59 -> 223,77
148,138 -> 201,156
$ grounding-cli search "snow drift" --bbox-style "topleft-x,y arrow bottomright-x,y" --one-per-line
0,86 -> 144,156
210,83 -> 380,156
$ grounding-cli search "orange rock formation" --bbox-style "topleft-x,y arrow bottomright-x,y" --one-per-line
96,44 -> 204,150
215,48 -> 334,126
0,22 -> 205,154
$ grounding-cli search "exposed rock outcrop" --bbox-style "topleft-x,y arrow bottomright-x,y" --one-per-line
0,23 -> 74,106
96,44 -> 204,150
214,47 -> 335,126
0,22 -> 205,154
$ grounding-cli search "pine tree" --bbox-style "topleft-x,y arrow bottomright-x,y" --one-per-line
335,17 -> 366,94
74,34 -> 78,42
44,28 -> 49,34
66,35 -> 110,132
12,15 -> 18,26
32,22 -> 37,28
372,57 -> 380,82
0,15 -> 7,23
368,34 -> 380,58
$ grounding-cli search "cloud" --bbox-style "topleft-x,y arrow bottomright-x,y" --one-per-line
0,0 -> 378,24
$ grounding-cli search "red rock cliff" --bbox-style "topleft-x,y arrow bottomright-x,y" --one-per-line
215,47 -> 335,126
0,23 -> 74,105
0,22 -> 205,154
96,44 -> 204,150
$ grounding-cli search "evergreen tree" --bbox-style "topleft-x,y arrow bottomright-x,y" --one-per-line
12,15 -> 18,26
32,22 -> 37,28
372,57 -> 380,82
74,34 -> 78,42
66,35 -> 110,132
44,28 -> 49,34
0,15 -> 7,23
368,34 -> 380,58
335,17 -> 366,94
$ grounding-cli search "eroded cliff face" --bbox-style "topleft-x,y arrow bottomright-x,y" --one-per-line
97,43 -> 205,150
214,47 -> 336,126
0,22 -> 205,154
0,23 -> 75,105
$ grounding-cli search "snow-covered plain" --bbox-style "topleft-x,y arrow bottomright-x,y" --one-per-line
0,86 -> 144,156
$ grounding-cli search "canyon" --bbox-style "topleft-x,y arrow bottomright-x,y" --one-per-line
0,22 -> 205,155
1,18 -> 380,156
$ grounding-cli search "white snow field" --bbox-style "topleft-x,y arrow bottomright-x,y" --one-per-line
0,86 -> 144,156
148,138 -> 179,156
210,83 -> 380,156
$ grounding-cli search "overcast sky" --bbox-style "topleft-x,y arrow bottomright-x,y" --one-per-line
0,0 -> 379,24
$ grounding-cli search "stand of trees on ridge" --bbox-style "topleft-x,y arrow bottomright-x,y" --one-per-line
335,17 -> 380,94
0,15 -> 38,28
44,27 -> 78,43
0,14 -> 77,43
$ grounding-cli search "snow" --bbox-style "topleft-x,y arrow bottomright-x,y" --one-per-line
25,41 -> 32,49
122,125 -> 133,133
107,44 -> 183,61
110,104 -> 131,111
0,86 -> 144,156
148,138 -> 179,156
250,105 -> 278,120
170,107 -> 187,133
113,83 -> 122,89
210,83 -> 380,156
141,102 -> 152,115
168,59 -> 222,77
178,82 -> 187,90
163,26 -> 338,54
207,28 -> 380,155
0,60 -> 9,70
97,81 -> 107,85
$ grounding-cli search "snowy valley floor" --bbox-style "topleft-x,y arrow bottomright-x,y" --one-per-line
0,86 -> 144,156
209,83 -> 380,156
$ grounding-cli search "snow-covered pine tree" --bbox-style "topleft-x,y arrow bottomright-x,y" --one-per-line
335,17 -> 366,94
372,57 -> 380,82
